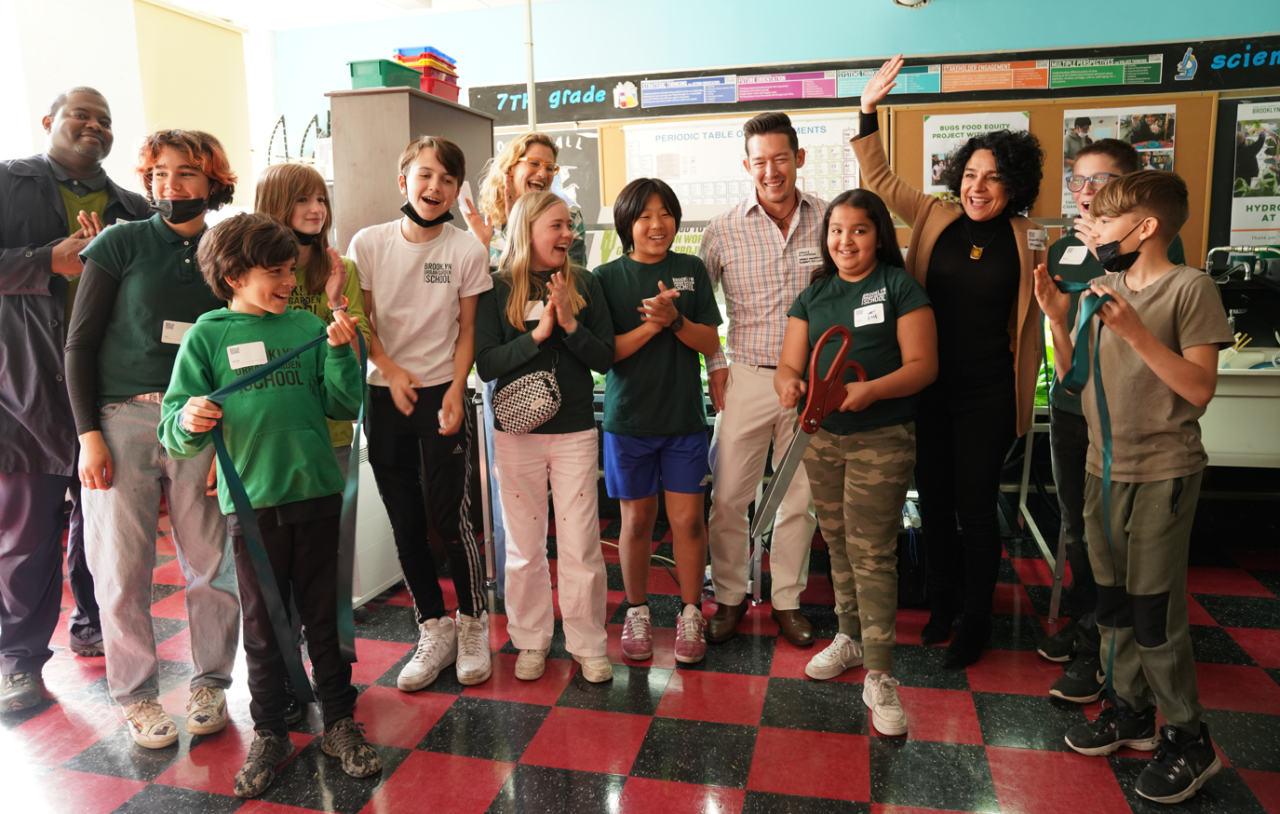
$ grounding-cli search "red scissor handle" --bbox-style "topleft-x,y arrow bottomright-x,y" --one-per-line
800,325 -> 867,434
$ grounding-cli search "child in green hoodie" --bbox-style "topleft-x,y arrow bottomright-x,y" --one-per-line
158,213 -> 379,799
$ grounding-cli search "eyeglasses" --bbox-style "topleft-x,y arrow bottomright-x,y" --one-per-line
1066,172 -> 1122,192
516,157 -> 560,175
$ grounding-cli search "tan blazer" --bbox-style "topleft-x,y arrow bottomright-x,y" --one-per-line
851,130 -> 1044,437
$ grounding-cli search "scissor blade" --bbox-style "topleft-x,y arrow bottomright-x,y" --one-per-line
748,424 -> 813,541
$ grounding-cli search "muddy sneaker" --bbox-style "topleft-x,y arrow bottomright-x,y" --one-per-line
621,605 -> 653,661
675,604 -> 707,664
0,672 -> 44,714
1136,724 -> 1222,804
70,640 -> 105,658
515,649 -> 548,681
124,697 -> 180,748
805,633 -> 864,680
185,686 -> 228,735
573,654 -> 614,683
863,673 -> 908,736
397,616 -> 457,692
455,611 -> 493,686
322,718 -> 382,778
1065,698 -> 1158,756
1050,651 -> 1104,704
1037,620 -> 1078,663
233,730 -> 294,798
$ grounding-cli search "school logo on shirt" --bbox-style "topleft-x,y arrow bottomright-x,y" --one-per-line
673,277 -> 695,292
423,262 -> 452,284
862,287 -> 887,305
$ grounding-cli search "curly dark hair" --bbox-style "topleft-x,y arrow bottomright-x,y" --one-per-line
940,129 -> 1044,216
812,189 -> 903,285
197,213 -> 298,301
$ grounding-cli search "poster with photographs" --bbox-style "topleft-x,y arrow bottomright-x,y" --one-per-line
1060,105 -> 1176,217
922,112 -> 1030,199
495,128 -> 601,226
1230,101 -> 1280,247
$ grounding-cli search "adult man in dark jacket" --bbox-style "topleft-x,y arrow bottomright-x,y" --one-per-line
0,87 -> 150,712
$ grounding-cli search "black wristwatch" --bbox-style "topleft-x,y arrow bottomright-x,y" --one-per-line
667,313 -> 685,333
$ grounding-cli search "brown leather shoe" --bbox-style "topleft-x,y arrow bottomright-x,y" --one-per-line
772,608 -> 815,647
707,599 -> 749,643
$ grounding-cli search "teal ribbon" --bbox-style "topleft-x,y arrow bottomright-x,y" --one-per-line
207,330 -> 368,704
1055,279 -> 1117,702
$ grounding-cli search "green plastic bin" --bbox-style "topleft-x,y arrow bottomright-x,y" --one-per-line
348,59 -> 420,90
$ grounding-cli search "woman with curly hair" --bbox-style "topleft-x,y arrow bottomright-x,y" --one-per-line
854,56 -> 1047,667
65,130 -> 242,747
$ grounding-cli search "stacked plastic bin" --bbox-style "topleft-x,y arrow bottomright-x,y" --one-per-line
392,47 -> 460,103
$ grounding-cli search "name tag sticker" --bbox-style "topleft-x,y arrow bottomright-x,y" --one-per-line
227,341 -> 268,370
853,303 -> 885,327
160,320 -> 194,345
1060,245 -> 1089,265
1027,229 -> 1048,252
797,247 -> 823,267
524,300 -> 545,322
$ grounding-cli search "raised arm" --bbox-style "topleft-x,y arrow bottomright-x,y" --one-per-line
851,55 -> 936,229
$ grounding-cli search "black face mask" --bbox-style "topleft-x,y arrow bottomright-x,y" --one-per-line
150,197 -> 207,225
400,201 -> 454,229
1096,219 -> 1150,273
292,229 -> 320,246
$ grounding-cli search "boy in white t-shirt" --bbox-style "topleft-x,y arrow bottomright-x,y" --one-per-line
349,136 -> 494,690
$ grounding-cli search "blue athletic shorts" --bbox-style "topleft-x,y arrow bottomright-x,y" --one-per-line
603,431 -> 710,500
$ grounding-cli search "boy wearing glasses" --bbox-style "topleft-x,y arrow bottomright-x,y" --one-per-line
1038,139 -> 1184,703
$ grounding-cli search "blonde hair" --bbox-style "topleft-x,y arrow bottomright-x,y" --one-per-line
480,132 -> 558,227
1090,170 -> 1188,243
254,163 -> 332,295
498,191 -> 587,331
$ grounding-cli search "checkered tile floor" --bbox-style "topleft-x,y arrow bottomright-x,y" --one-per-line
7,498 -> 1280,814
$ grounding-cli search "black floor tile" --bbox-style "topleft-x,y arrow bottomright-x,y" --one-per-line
155,553 -> 176,567
996,558 -> 1021,584
1190,625 -> 1257,666
371,649 -> 467,695
742,791 -> 870,814
353,604 -> 421,643
986,612 -> 1044,652
629,717 -> 757,788
110,783 -> 241,814
1108,757 -> 1266,814
61,723 -> 193,782
609,593 -> 685,628
500,620 -> 571,660
653,541 -> 674,562
1194,595 -> 1280,630
759,677 -> 867,735
487,764 -> 625,814
152,616 -> 188,645
600,518 -> 621,540
1204,710 -> 1280,772
555,665 -> 671,716
1023,584 -> 1056,618
971,692 -> 1088,752
418,696 -> 548,762
1002,535 -> 1047,559
258,739 -> 409,814
1267,668 -> 1280,690
605,562 -> 627,593
868,738 -> 998,811
0,695 -> 58,730
151,583 -> 183,603
156,659 -> 196,696
808,547 -> 831,577
1248,569 -> 1280,598
891,644 -> 970,691
800,604 -> 840,640
679,633 -> 774,676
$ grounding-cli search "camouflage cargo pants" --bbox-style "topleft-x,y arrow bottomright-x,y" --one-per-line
803,422 -> 916,671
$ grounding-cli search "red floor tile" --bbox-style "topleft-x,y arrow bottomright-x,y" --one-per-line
738,601 -> 782,637
462,653 -> 574,706
770,637 -> 864,684
606,591 -> 627,624
618,777 -> 746,814
349,639 -> 414,685
896,687 -> 984,745
1239,768 -> 1280,814
1196,663 -> 1280,715
747,726 -> 870,802
16,701 -> 125,768
644,565 -> 682,595
655,670 -> 769,726
151,557 -> 187,586
895,608 -> 931,647
47,608 -> 74,650
153,720 -> 311,796
1187,567 -> 1274,598
1011,556 -> 1072,587
40,648 -> 108,697
966,649 -> 1065,696
239,802 -> 335,814
872,807 -> 978,814
986,745 -> 1131,814
1227,627 -> 1280,669
150,588 -> 188,619
155,626 -> 193,663
599,540 -> 622,564
355,686 -> 456,749
991,583 -> 1036,616
520,706 -> 651,775
378,587 -> 414,607
156,531 -> 177,556
15,769 -> 147,814
488,613 -> 512,651
1231,549 -> 1280,571
1186,593 -> 1218,626
359,750 -> 514,814
606,623 -> 678,669
798,574 -> 835,605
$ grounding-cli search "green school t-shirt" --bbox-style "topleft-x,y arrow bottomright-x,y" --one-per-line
595,252 -> 723,437
786,263 -> 931,436
1046,233 -> 1185,415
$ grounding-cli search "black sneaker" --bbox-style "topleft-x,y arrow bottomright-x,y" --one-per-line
322,718 -> 382,778
1065,699 -> 1158,756
233,730 -> 294,798
1050,651 -> 1104,704
1136,724 -> 1222,804
1037,620 -> 1078,663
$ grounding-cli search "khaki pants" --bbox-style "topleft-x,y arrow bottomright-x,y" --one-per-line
804,423 -> 915,671
1085,470 -> 1204,731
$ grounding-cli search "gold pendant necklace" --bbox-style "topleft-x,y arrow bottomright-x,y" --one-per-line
961,220 -> 997,261
970,245 -> 984,260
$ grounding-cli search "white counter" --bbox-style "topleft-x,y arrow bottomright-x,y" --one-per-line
1202,350 -> 1280,468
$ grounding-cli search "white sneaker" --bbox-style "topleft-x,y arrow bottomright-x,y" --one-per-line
124,697 -> 180,748
515,649 -> 548,681
185,686 -> 228,735
455,611 -> 493,686
805,633 -> 864,680
397,616 -> 457,692
863,673 -> 908,736
573,654 -> 614,683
